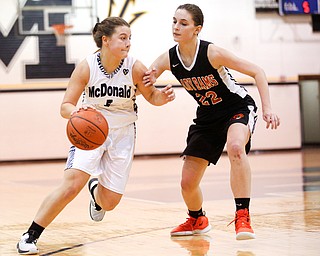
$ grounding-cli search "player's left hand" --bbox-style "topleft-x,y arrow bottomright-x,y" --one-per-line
161,84 -> 175,102
263,111 -> 280,129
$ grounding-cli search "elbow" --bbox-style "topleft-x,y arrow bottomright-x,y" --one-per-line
254,67 -> 266,79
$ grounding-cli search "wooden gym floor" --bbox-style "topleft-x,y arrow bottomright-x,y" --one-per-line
0,147 -> 319,256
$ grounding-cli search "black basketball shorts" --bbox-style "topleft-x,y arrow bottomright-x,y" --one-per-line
182,105 -> 257,165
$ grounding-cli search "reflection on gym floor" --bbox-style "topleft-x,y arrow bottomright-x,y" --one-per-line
0,148 -> 319,255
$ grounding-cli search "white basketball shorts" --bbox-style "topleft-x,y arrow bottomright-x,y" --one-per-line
65,123 -> 136,194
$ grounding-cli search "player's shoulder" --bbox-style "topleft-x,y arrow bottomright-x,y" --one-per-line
132,59 -> 147,77
86,50 -> 99,60
207,42 -> 224,57
76,58 -> 90,71
83,51 -> 99,69
132,58 -> 144,69
71,58 -> 90,81
122,55 -> 136,67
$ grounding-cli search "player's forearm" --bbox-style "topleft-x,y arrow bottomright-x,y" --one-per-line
148,90 -> 167,106
254,72 -> 272,112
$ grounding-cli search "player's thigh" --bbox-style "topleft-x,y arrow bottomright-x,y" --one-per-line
226,123 -> 250,150
99,124 -> 135,194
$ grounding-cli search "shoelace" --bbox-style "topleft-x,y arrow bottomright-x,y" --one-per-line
180,217 -> 196,228
25,232 -> 38,244
227,211 -> 250,228
227,217 -> 236,227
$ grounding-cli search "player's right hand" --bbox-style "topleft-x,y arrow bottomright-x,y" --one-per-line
143,67 -> 157,87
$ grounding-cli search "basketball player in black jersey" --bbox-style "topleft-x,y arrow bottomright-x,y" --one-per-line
143,3 -> 280,240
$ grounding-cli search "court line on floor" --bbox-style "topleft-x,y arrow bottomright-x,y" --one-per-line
39,227 -> 173,256
39,207 -> 320,255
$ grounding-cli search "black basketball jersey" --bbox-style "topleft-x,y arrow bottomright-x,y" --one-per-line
169,40 -> 256,122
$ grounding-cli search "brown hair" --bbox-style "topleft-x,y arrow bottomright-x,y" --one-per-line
176,4 -> 204,27
92,17 -> 130,48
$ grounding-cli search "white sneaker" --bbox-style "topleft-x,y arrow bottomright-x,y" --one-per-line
88,178 -> 105,222
17,232 -> 39,255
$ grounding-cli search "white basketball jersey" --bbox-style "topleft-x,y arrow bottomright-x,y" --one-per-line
82,52 -> 138,128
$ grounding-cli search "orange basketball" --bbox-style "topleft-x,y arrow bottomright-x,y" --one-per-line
66,108 -> 109,150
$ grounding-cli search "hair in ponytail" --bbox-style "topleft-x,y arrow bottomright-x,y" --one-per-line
92,17 -> 130,48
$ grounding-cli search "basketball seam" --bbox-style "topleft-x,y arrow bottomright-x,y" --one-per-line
75,115 -> 107,139
69,116 -> 106,145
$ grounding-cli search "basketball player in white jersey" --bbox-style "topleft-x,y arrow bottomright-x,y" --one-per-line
17,17 -> 175,255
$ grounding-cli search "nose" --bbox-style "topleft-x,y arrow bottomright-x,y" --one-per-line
173,23 -> 179,30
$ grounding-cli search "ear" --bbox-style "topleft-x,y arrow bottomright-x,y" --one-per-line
195,25 -> 202,35
102,35 -> 108,44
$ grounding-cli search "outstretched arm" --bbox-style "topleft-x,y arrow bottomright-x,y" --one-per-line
143,52 -> 171,87
208,44 -> 280,129
133,59 -> 175,106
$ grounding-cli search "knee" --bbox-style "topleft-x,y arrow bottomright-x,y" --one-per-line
181,177 -> 196,193
100,202 -> 117,211
227,140 -> 245,160
99,196 -> 121,211
62,183 -> 82,200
